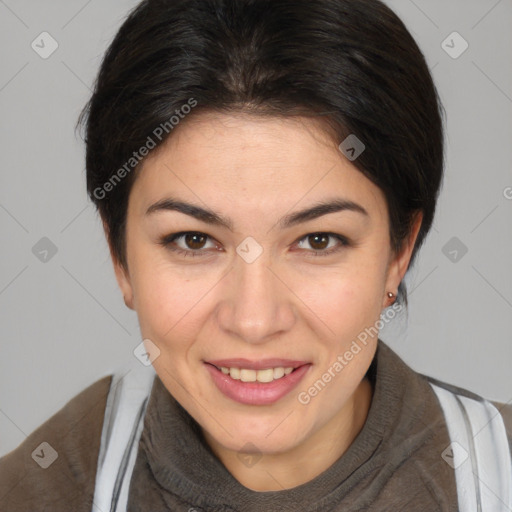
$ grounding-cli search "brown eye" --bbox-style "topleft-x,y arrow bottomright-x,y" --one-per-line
160,231 -> 217,257
308,234 -> 330,250
295,232 -> 349,256
184,232 -> 208,250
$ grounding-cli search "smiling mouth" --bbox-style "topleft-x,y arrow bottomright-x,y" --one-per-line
206,362 -> 310,383
204,361 -> 311,405
208,363 -> 302,383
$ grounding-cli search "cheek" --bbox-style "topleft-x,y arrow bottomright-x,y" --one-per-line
292,258 -> 385,346
131,262 -> 209,344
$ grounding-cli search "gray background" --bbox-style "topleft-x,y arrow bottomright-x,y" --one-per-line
0,0 -> 511,458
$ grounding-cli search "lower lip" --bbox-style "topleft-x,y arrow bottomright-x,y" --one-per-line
205,363 -> 311,405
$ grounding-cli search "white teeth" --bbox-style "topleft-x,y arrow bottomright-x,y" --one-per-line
218,365 -> 297,383
240,369 -> 257,382
256,368 -> 274,383
273,367 -> 285,379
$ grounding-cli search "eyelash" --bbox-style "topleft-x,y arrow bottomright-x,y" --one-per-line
158,231 -> 350,258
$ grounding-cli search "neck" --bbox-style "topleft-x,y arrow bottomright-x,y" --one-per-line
203,377 -> 373,491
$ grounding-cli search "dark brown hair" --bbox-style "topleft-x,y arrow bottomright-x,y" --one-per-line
77,0 -> 445,308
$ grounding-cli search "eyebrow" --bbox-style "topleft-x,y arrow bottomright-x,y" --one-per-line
145,196 -> 369,230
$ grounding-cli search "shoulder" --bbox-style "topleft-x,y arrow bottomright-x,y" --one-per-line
491,401 -> 512,459
0,374 -> 112,512
426,375 -> 512,458
497,402 -> 512,433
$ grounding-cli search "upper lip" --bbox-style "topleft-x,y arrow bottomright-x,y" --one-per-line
206,358 -> 310,370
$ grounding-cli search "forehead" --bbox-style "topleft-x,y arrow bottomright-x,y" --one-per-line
129,112 -> 387,220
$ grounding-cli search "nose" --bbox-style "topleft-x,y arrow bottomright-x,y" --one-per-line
215,251 -> 296,345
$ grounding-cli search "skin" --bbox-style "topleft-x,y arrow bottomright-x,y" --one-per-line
108,112 -> 422,491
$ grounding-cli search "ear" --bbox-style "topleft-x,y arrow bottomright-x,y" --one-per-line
102,218 -> 135,310
382,211 -> 423,309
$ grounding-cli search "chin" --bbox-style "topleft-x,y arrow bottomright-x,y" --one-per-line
205,409 -> 310,452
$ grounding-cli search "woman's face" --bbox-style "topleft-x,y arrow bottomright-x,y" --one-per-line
114,112 -> 417,456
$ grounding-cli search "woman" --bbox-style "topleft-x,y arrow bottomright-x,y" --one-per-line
1,0 -> 510,510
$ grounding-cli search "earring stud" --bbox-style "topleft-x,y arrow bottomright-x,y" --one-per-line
387,292 -> 394,298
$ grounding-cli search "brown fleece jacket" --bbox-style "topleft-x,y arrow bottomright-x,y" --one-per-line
1,341 -> 511,511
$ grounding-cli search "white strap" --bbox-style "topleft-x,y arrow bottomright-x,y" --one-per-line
92,366 -> 155,512
431,383 -> 512,512
91,371 -> 511,511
